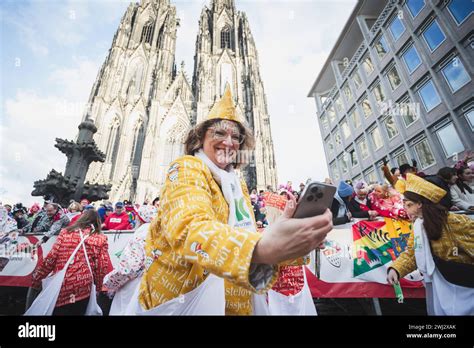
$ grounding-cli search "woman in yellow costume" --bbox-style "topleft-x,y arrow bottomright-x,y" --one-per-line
387,174 -> 474,315
136,85 -> 333,315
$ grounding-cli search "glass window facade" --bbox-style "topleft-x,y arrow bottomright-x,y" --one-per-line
436,123 -> 465,157
350,149 -> 358,167
370,126 -> 384,150
418,80 -> 442,112
361,96 -> 372,117
334,130 -> 342,146
343,83 -> 353,103
387,65 -> 402,90
406,0 -> 425,18
401,44 -> 422,74
350,108 -> 361,129
375,35 -> 389,58
326,137 -> 334,155
466,109 -> 474,131
335,95 -> 344,114
328,105 -> 336,124
358,136 -> 369,159
400,99 -> 418,127
341,120 -> 351,139
413,138 -> 436,169
385,116 -> 399,139
389,16 -> 405,41
422,20 -> 446,52
395,151 -> 410,167
364,169 -> 378,184
447,0 -> 473,25
441,57 -> 471,92
352,70 -> 363,89
321,115 -> 329,132
330,162 -> 340,181
372,82 -> 385,107
339,156 -> 349,174
362,56 -> 374,75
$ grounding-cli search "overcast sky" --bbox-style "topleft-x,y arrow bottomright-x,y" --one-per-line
1,0 -> 356,206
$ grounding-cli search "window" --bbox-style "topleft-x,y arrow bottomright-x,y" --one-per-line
364,169 -> 378,184
341,120 -> 351,139
330,162 -> 340,181
388,16 -> 405,42
326,137 -> 334,155
418,80 -> 441,112
221,27 -> 231,49
466,109 -> 474,131
372,82 -> 385,106
350,108 -> 361,129
335,95 -> 344,114
436,123 -> 465,157
399,99 -> 419,127
413,138 -> 436,169
320,115 -> 329,132
352,70 -> 363,89
350,149 -> 358,167
362,56 -> 374,75
375,35 -> 389,58
343,83 -> 353,103
361,96 -> 372,118
370,126 -> 384,150
406,0 -> 425,18
401,44 -> 422,74
358,136 -> 369,159
447,0 -> 473,25
328,105 -> 336,124
339,156 -> 349,174
334,129 -> 342,147
140,22 -> 155,44
422,20 -> 446,52
441,57 -> 471,92
387,65 -> 402,90
395,151 -> 410,167
353,174 -> 362,183
385,116 -> 399,139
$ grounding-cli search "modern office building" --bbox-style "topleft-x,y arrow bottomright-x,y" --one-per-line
308,0 -> 473,184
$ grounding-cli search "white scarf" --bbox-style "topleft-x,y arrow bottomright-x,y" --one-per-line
413,218 -> 435,283
195,150 -> 256,232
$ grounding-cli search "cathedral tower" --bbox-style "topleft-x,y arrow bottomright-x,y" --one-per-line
192,0 -> 277,191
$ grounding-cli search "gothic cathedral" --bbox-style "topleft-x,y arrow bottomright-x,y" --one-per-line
84,0 -> 277,203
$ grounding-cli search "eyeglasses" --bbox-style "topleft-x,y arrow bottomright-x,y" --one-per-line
208,127 -> 245,145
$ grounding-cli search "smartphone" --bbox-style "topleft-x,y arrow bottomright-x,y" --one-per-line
293,181 -> 336,219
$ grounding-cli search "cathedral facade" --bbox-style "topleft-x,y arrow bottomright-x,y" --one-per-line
84,0 -> 277,203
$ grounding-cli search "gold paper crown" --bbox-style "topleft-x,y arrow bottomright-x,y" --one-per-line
206,83 -> 244,123
405,173 -> 447,203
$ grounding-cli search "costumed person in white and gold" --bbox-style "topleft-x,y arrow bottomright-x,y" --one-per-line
136,84 -> 333,315
387,174 -> 474,315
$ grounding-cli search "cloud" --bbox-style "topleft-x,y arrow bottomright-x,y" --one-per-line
1,56 -> 102,206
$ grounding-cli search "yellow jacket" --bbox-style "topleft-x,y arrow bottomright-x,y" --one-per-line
391,214 -> 474,278
394,178 -> 406,194
138,155 -> 279,315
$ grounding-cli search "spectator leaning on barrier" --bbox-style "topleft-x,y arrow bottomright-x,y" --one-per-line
102,202 -> 132,231
29,209 -> 112,315
425,167 -> 458,210
450,162 -> 474,211
66,201 -> 83,225
347,181 -> 378,220
22,203 -> 70,243
27,203 -> 41,223
12,203 -> 29,229
331,181 -> 354,225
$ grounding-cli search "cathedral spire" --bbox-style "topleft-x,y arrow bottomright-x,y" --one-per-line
212,0 -> 235,11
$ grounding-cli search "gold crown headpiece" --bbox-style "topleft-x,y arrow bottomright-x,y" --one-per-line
405,173 -> 447,203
